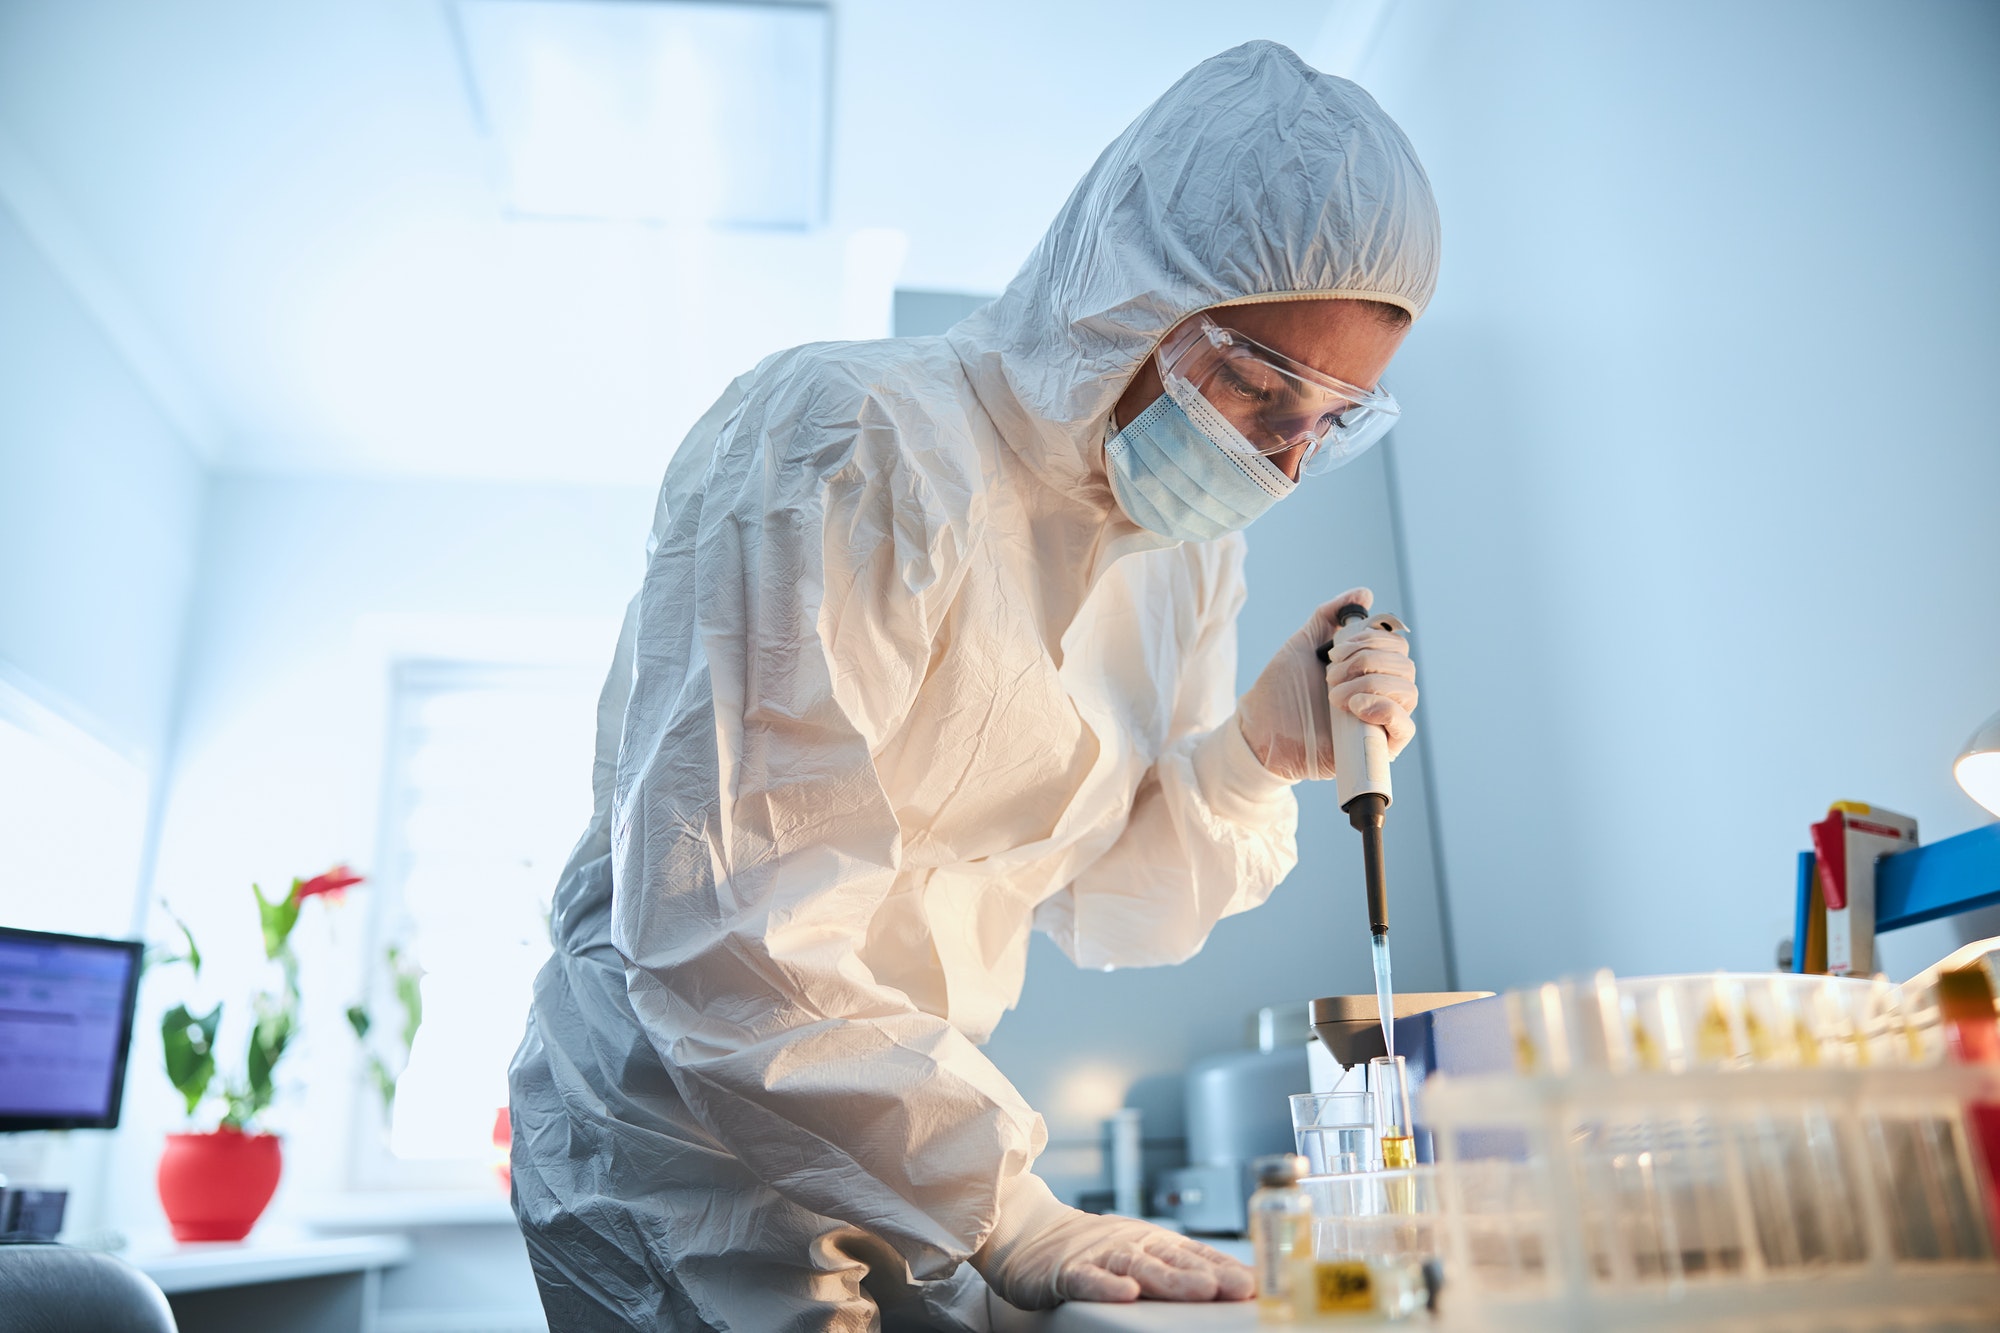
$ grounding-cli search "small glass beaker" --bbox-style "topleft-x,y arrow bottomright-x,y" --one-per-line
1290,1092 -> 1374,1175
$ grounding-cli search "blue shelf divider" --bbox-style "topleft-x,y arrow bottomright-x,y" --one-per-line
1875,823 -> 2000,933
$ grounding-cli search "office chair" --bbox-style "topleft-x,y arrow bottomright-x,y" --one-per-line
0,1241 -> 177,1332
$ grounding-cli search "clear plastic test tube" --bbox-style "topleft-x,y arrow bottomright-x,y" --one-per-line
1371,1055 -> 1416,1170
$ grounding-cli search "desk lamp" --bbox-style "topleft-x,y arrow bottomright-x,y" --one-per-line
1956,708 -> 2000,818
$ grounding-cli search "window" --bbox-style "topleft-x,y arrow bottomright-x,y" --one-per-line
0,678 -> 149,941
353,661 -> 599,1186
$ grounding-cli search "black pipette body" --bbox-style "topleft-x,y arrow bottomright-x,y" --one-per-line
1347,790 -> 1389,937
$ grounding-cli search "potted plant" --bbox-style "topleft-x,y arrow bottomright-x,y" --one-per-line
151,865 -> 363,1241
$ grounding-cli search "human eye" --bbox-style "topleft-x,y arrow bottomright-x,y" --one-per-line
1224,352 -> 1294,398
1216,362 -> 1272,404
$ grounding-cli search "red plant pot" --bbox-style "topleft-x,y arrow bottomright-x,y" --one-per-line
492,1106 -> 511,1190
156,1129 -> 283,1242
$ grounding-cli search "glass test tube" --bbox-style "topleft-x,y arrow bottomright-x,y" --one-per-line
1370,1056 -> 1415,1170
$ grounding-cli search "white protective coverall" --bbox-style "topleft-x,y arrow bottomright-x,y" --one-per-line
509,39 -> 1439,1332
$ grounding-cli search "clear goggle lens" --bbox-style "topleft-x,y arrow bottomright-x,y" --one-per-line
1157,317 -> 1400,476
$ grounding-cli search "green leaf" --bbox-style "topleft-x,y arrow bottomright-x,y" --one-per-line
391,949 -> 424,1051
252,881 -> 302,960
366,1054 -> 397,1110
145,902 -> 205,977
161,1002 -> 220,1115
162,902 -> 203,978
346,945 -> 426,1115
396,970 -> 424,1050
244,990 -> 296,1112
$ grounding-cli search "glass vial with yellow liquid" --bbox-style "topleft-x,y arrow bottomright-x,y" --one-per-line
1369,1055 -> 1421,1219
1369,1055 -> 1416,1170
1249,1153 -> 1314,1321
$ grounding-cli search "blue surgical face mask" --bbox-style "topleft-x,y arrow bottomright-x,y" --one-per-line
1104,391 -> 1297,542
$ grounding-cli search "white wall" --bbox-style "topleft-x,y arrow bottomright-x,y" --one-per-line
0,199 -> 202,806
0,188 -> 204,1249
1340,0 -> 2000,990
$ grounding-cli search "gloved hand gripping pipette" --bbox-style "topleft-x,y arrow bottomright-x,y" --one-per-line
1319,602 -> 1410,1057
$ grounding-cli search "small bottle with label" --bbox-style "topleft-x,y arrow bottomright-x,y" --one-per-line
1248,1153 -> 1313,1321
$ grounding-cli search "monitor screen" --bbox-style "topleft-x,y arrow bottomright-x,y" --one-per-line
0,927 -> 144,1131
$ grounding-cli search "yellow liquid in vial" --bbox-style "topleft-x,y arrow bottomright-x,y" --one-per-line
1380,1134 -> 1418,1215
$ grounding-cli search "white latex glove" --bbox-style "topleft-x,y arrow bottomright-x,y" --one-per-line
1236,587 -> 1418,783
971,1174 -> 1253,1309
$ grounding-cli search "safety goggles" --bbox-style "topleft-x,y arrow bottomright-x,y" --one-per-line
1157,317 -> 1401,476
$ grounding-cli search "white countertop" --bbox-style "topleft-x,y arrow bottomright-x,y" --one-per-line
122,1232 -> 413,1294
1040,1299 -> 1263,1331
1044,1298 -> 1435,1331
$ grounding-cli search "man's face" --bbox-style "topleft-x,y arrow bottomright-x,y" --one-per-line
1110,298 -> 1412,481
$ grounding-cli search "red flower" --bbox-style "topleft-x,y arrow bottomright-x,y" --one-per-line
295,865 -> 365,904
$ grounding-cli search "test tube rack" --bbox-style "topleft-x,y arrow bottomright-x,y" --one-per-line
1420,1063 -> 2000,1331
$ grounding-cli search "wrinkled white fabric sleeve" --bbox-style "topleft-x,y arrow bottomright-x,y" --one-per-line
609,375 -> 1044,1282
1039,539 -> 1300,970
1191,714 -> 1296,825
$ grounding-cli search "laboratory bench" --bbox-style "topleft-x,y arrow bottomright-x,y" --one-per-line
1015,1298 -> 1420,1330
1036,1300 -> 1264,1331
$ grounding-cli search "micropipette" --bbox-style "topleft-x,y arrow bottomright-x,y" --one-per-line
1320,602 -> 1408,1059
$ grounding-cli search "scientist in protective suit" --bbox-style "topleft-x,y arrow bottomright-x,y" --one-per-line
509,39 -> 1440,1332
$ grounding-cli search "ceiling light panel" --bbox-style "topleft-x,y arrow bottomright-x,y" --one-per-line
456,0 -> 830,228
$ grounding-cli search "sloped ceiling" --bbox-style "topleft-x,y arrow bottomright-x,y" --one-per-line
0,0 -> 1343,482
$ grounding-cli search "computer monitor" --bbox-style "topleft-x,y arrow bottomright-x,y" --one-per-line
0,927 -> 144,1131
